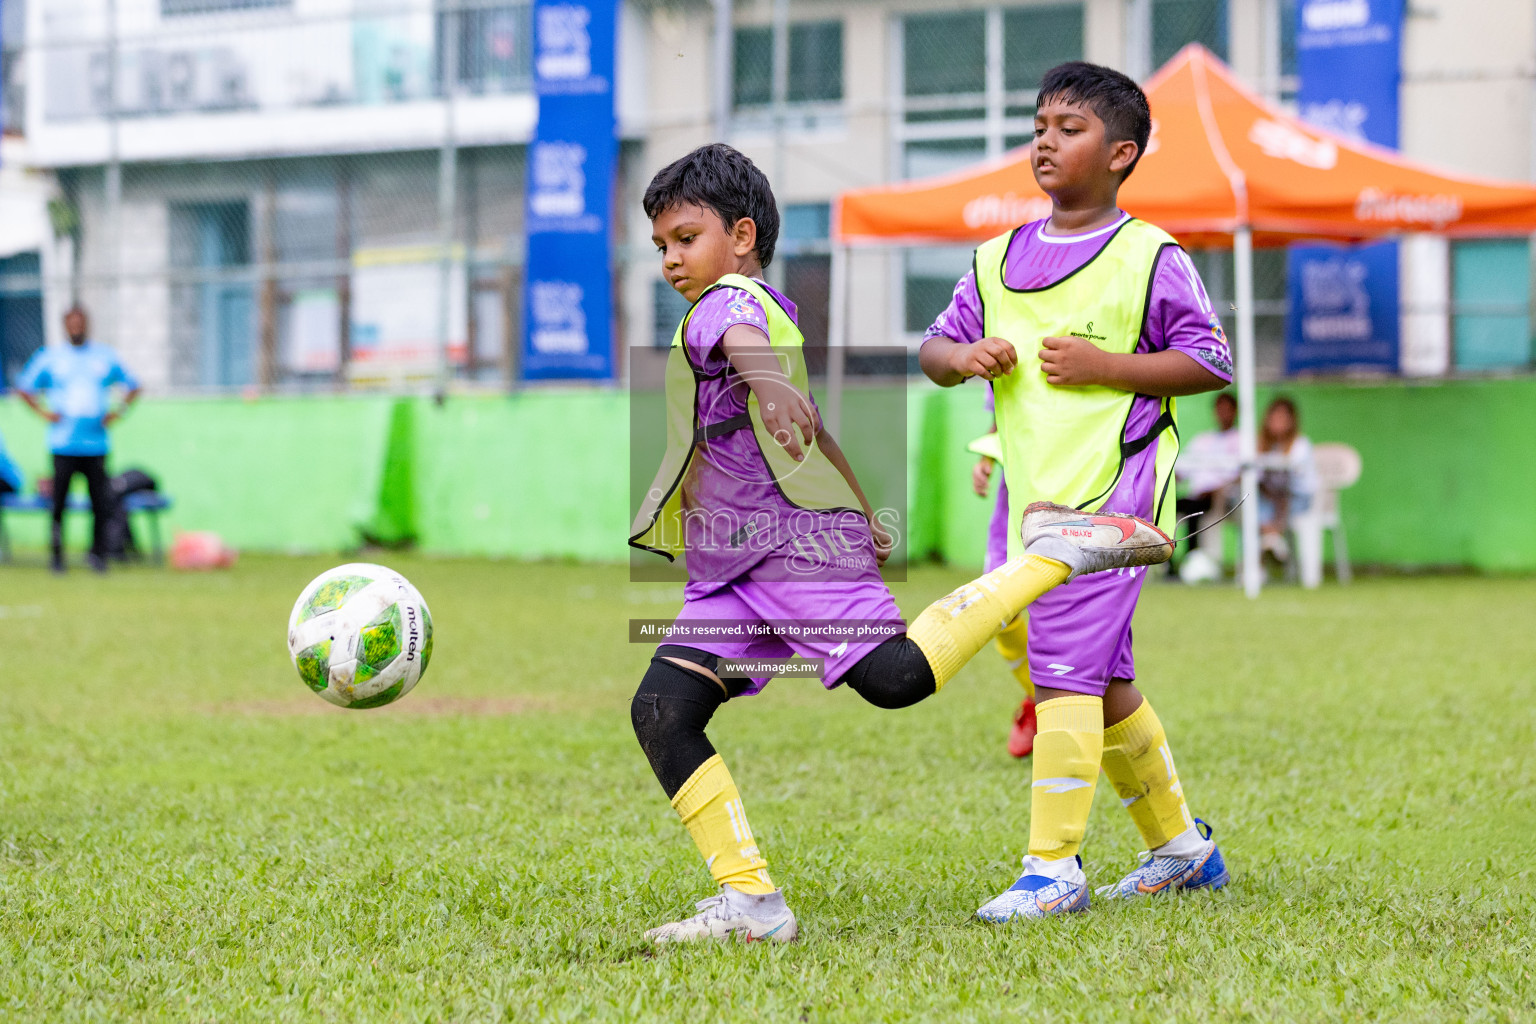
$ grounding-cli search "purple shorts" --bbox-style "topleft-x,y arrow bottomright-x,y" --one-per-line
1025,564 -> 1148,696
663,548 -> 904,696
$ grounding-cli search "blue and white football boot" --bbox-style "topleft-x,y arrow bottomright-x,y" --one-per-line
1097,819 -> 1229,899
975,856 -> 1091,923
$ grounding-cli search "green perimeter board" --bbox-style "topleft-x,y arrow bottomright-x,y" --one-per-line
0,396 -> 394,553
921,377 -> 1536,573
5,377 -> 1535,569
408,391 -> 631,559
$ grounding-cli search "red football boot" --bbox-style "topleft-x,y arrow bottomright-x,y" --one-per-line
1008,697 -> 1037,758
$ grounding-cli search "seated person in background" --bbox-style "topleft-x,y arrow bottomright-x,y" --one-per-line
1172,392 -> 1239,580
1258,395 -> 1315,566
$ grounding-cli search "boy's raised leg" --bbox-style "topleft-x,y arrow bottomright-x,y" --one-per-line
908,555 -> 1071,688
907,502 -> 1172,691
995,615 -> 1037,757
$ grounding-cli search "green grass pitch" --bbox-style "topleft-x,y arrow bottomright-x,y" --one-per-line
2,557 -> 1533,1022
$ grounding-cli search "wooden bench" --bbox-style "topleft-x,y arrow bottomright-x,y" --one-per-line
0,492 -> 173,565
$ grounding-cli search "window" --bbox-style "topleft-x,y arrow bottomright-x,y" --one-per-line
1279,0 -> 1298,99
652,280 -> 690,348
898,5 -> 1083,175
734,28 -> 773,108
439,3 -> 532,96
904,247 -> 972,336
1152,0 -> 1227,68
780,202 -> 831,347
788,22 -> 842,104
170,202 -> 255,388
1,0 -> 23,135
903,12 -> 986,106
732,20 -> 843,111
0,253 -> 44,389
1452,239 -> 1532,371
1003,5 -> 1085,98
162,0 -> 288,14
898,6 -> 1083,336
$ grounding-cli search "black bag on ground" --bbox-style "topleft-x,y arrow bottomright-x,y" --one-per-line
108,469 -> 158,560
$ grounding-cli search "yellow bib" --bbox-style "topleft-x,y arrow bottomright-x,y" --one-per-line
628,275 -> 862,564
976,219 -> 1183,556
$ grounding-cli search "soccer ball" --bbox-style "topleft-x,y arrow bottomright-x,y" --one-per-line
287,563 -> 433,709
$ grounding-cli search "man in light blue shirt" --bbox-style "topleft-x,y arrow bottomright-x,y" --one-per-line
17,305 -> 141,572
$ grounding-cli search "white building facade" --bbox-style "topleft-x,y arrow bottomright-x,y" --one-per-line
9,0 -> 1535,390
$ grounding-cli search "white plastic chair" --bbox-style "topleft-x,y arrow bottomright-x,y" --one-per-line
1294,443 -> 1362,588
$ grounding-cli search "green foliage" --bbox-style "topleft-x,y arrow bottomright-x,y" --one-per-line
1,558 -> 1533,1021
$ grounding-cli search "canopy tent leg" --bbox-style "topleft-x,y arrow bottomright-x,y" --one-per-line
1234,225 -> 1262,599
825,244 -> 849,437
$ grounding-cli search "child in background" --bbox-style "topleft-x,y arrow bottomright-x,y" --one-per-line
968,414 -> 1036,758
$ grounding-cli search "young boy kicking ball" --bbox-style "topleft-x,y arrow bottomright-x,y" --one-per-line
630,144 -> 1170,944
921,62 -> 1233,921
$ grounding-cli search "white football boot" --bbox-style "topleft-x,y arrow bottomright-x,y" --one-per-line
1021,501 -> 1174,579
644,887 -> 799,945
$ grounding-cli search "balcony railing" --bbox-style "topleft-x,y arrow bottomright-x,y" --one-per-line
35,1 -> 531,125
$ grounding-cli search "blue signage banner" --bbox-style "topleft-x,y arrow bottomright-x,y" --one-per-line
522,0 -> 618,380
1287,0 -> 1403,374
1284,240 -> 1400,372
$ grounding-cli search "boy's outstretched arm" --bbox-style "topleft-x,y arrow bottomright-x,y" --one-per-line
1038,336 -> 1225,396
721,324 -> 816,461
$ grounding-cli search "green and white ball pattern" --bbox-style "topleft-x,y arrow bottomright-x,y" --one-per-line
287,563 -> 433,709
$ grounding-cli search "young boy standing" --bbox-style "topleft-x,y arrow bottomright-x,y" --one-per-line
630,144 -> 1170,944
921,62 -> 1233,921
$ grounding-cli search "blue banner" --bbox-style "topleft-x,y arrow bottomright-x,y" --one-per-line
1284,241 -> 1399,372
522,0 -> 617,380
1287,0 -> 1403,374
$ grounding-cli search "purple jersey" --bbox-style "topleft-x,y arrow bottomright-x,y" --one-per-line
679,281 -> 877,597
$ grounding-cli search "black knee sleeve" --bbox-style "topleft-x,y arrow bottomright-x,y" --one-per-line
632,656 -> 729,799
842,636 -> 936,710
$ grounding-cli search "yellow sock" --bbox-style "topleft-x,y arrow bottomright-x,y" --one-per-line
993,614 -> 1034,698
908,555 -> 1069,689
1101,699 -> 1196,850
671,754 -> 776,894
1027,695 -> 1104,861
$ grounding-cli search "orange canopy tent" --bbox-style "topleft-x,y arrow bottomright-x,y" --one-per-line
828,44 -> 1536,596
835,43 -> 1536,248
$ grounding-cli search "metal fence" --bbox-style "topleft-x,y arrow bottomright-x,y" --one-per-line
1,0 -> 1527,396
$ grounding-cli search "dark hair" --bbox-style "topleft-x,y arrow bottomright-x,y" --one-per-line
1260,395 -> 1299,451
1214,392 -> 1237,408
643,144 -> 780,269
1036,62 -> 1153,180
